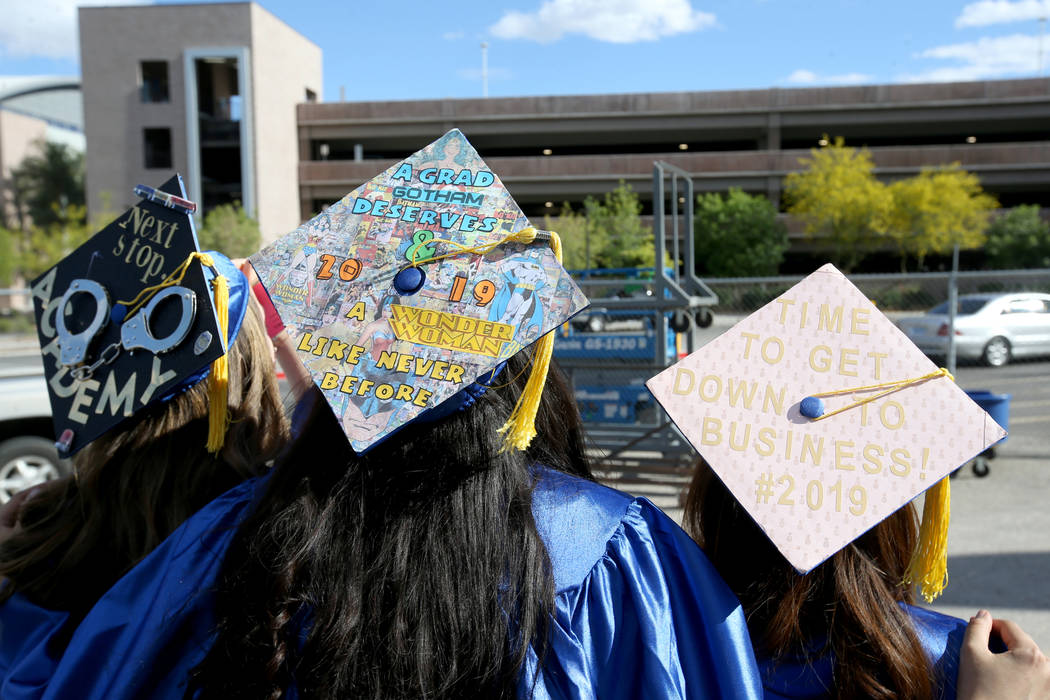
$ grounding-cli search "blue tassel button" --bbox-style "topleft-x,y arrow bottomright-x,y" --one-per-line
393,266 -> 426,295
800,396 -> 825,419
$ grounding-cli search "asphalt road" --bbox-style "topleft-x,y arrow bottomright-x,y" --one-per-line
924,359 -> 1050,648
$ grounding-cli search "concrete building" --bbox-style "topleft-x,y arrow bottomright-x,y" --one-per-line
296,78 -> 1050,236
78,2 -> 321,242
0,76 -> 85,228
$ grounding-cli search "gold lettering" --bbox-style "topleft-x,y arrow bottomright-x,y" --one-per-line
700,416 -> 722,446
835,440 -> 856,471
839,348 -> 859,376
818,304 -> 844,333
800,435 -> 824,465
851,307 -> 871,335
672,368 -> 695,395
68,378 -> 100,425
809,345 -> 832,372
96,372 -> 136,417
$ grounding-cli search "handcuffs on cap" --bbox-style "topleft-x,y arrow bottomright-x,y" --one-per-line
57,278 -> 199,381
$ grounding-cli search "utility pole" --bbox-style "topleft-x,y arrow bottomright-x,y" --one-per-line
481,42 -> 489,98
1039,13 -> 1047,74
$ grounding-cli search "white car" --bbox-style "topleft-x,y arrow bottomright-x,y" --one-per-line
898,292 -> 1050,367
0,365 -> 69,503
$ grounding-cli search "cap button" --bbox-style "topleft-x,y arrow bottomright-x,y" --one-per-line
800,396 -> 825,419
393,266 -> 426,295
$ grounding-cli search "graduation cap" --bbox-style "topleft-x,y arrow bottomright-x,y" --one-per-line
250,129 -> 588,453
29,174 -> 250,457
646,264 -> 1006,602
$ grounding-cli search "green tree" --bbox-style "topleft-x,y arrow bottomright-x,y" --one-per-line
196,202 -> 261,258
584,183 -> 655,268
783,137 -> 891,272
14,204 -> 97,281
694,188 -> 788,276
983,204 -> 1050,269
9,140 -> 85,229
543,182 -> 657,270
0,227 -> 15,286
886,165 -> 997,271
544,203 -> 599,270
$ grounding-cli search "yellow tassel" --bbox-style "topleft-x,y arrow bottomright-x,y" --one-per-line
205,268 -> 230,453
903,476 -> 951,603
496,231 -> 561,452
507,227 -> 539,245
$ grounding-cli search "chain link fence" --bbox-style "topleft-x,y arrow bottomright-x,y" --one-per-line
551,269 -> 1050,505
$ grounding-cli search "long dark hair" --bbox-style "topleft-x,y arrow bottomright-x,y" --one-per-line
189,355 -> 591,699
683,461 -> 934,700
0,302 -> 289,618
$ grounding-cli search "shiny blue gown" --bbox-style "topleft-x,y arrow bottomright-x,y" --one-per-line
0,469 -> 763,699
757,604 -> 966,700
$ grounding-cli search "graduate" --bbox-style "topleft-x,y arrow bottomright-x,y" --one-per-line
0,131 -> 765,699
0,175 -> 291,697
648,264 -> 1049,700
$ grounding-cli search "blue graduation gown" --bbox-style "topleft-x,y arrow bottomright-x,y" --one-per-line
758,604 -> 965,700
0,470 -> 763,699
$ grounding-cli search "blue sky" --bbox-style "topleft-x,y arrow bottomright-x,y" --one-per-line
2,0 -> 1048,101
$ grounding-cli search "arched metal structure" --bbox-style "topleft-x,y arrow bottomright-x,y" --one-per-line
0,77 -> 81,104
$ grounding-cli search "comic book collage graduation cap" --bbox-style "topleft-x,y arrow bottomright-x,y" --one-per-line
251,129 -> 588,453
647,264 -> 1006,602
30,174 -> 251,457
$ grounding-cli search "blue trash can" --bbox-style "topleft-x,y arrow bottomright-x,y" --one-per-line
959,390 -> 1010,478
965,390 -> 1010,444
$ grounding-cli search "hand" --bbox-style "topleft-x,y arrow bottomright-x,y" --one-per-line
0,487 -> 41,542
235,259 -> 287,339
232,258 -> 260,287
958,609 -> 1050,700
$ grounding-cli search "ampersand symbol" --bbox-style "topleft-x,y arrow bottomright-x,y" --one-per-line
404,230 -> 436,264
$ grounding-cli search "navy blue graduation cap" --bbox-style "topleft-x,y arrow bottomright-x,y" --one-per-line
29,174 -> 250,457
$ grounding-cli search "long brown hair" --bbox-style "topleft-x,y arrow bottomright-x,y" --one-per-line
683,461 -> 935,700
187,357 -> 592,700
0,301 -> 290,618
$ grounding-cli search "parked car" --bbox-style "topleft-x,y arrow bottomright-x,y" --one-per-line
898,292 -> 1050,367
0,367 -> 70,503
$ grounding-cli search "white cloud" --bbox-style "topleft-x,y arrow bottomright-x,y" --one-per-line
955,1 -> 1049,28
901,33 -> 1042,82
489,0 -> 716,44
0,0 -> 145,60
784,69 -> 873,85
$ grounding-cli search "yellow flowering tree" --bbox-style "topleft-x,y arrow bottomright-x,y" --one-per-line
886,166 -> 998,271
783,137 -> 891,272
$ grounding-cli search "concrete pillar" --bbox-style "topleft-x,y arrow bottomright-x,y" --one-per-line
765,112 -> 781,151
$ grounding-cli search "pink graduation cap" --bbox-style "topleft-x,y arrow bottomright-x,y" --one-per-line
250,129 -> 588,453
647,263 -> 1006,601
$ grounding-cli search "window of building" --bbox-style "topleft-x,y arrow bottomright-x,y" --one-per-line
305,88 -> 317,103
143,128 -> 172,169
140,61 -> 169,103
